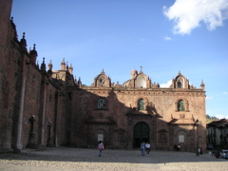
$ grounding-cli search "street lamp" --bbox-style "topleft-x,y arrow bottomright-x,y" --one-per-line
195,119 -> 199,156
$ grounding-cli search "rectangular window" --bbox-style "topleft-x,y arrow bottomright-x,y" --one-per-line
97,134 -> 103,142
179,135 -> 184,143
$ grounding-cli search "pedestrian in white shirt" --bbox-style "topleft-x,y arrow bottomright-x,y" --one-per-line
145,142 -> 150,154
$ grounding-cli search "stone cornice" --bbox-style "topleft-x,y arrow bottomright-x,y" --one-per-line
82,89 -> 205,97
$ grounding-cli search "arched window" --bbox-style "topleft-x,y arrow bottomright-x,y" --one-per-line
97,99 -> 105,109
177,100 -> 185,111
137,99 -> 144,110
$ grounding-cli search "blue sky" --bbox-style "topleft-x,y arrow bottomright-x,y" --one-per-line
12,0 -> 228,118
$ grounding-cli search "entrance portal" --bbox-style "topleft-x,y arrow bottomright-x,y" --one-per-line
133,122 -> 149,148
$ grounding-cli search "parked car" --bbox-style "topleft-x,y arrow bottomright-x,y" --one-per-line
220,149 -> 228,158
225,154 -> 228,159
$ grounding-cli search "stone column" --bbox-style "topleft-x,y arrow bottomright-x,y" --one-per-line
15,75 -> 26,151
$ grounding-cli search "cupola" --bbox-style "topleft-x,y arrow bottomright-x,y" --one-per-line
93,69 -> 111,87
171,71 -> 190,89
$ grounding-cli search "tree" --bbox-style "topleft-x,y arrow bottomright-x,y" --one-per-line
206,114 -> 219,123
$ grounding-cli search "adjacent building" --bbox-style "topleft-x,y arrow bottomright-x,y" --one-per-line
207,119 -> 228,149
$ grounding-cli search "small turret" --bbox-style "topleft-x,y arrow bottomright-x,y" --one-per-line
48,60 -> 53,71
78,77 -> 82,88
200,80 -> 205,90
29,44 -> 38,64
40,57 -> 46,73
48,60 -> 53,75
61,58 -> 66,70
20,32 -> 27,52
68,64 -> 73,74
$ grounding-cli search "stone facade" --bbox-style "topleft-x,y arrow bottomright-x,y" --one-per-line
0,0 -> 206,153
69,70 -> 206,152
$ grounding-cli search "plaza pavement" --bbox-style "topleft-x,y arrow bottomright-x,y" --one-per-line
0,147 -> 228,171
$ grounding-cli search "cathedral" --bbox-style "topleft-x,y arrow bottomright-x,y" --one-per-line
0,0 -> 206,153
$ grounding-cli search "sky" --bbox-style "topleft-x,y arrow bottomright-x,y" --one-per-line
11,0 -> 228,119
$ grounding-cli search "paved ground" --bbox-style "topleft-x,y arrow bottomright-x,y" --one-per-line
0,147 -> 228,171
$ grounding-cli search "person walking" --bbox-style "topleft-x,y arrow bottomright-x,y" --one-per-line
145,142 -> 150,154
140,141 -> 146,156
98,141 -> 104,157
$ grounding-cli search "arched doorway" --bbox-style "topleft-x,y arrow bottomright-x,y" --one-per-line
133,122 -> 149,148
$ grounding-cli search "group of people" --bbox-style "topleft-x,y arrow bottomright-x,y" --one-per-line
140,141 -> 151,156
98,141 -> 205,157
98,141 -> 151,157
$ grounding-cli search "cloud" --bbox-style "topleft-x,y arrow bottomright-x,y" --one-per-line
164,36 -> 172,41
163,0 -> 228,35
223,92 -> 228,95
160,80 -> 172,88
215,114 -> 228,119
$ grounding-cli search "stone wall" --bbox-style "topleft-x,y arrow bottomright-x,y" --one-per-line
0,0 -> 17,151
0,0 -> 73,151
70,85 -> 206,152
